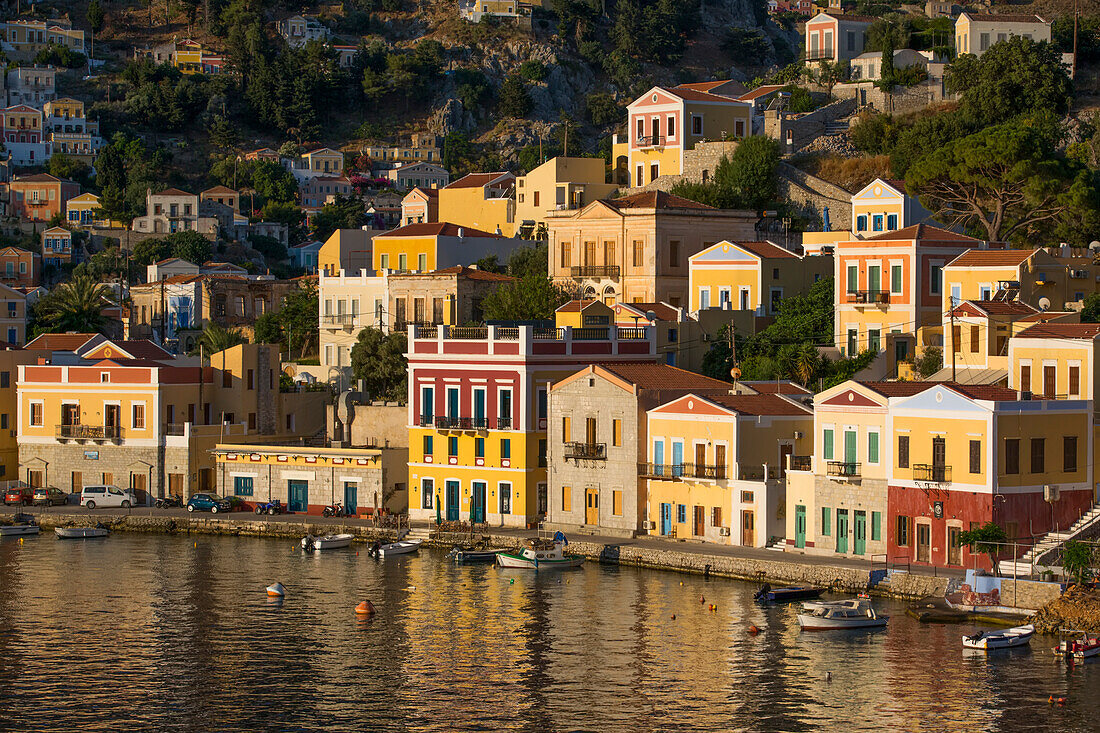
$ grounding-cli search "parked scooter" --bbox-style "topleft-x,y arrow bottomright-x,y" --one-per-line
254,499 -> 285,515
322,502 -> 347,518
155,494 -> 183,509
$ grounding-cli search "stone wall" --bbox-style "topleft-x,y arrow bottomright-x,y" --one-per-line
682,141 -> 742,183
777,162 -> 853,230
999,579 -> 1064,612
20,442 -> 167,501
833,80 -> 951,116
765,97 -> 857,154
809,475 -> 888,559
343,403 -> 408,449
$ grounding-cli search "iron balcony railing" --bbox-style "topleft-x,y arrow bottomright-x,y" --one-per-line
688,464 -> 727,480
445,326 -> 489,339
789,455 -> 813,472
419,414 -> 434,427
570,265 -> 621,279
165,423 -> 186,436
827,461 -> 861,478
496,416 -> 512,430
432,416 -> 496,430
496,327 -> 519,340
804,49 -> 835,61
564,442 -> 607,460
573,326 -> 609,340
56,424 -> 121,440
846,290 -> 890,304
321,313 -> 361,326
914,464 -> 951,482
637,134 -> 665,147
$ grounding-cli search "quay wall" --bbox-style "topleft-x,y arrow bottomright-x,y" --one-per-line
13,512 -> 949,600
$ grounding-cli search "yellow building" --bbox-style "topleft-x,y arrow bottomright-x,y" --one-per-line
1007,323 -> 1100,400
317,228 -> 378,276
319,268 -> 385,375
370,222 -> 526,274
943,299 -> 1077,381
955,12 -> 1051,58
644,392 -> 812,546
0,348 -> 36,478
943,248 -> 1075,315
851,178 -> 933,235
616,83 -> 753,187
0,284 -> 29,346
687,239 -> 832,315
66,193 -> 122,229
302,148 -> 344,177
514,156 -> 618,237
436,172 -> 517,237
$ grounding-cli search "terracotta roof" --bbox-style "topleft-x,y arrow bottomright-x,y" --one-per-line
556,299 -> 601,312
946,384 -> 1020,401
374,222 -> 502,238
132,274 -> 203,287
14,173 -> 68,184
737,85 -> 785,101
735,240 -> 799,259
964,13 -> 1046,23
1014,323 -> 1100,340
953,300 -> 1038,317
24,333 -> 96,351
400,265 -> 514,282
619,302 -> 680,321
154,257 -> 194,266
444,172 -> 511,189
604,191 -> 715,211
154,187 -> 194,197
740,380 -> 812,395
882,178 -> 907,193
201,185 -> 237,195
664,86 -> 742,102
595,363 -> 734,391
860,381 -> 937,397
675,81 -> 734,92
820,11 -> 877,22
707,393 -> 812,416
410,186 -> 439,198
864,223 -> 981,243
947,249 -> 1036,267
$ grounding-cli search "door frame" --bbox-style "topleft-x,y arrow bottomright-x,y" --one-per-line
660,502 -> 672,535
947,524 -> 962,566
344,481 -> 358,515
585,487 -> 599,525
836,509 -> 849,553
287,480 -> 308,513
742,509 -> 755,547
795,504 -> 806,549
853,510 -> 866,555
445,480 -> 460,521
471,481 -> 486,523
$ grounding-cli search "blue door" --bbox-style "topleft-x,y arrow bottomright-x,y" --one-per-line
344,482 -> 357,515
654,440 -> 664,477
672,441 -> 683,478
288,480 -> 308,513
660,503 -> 672,535
446,480 -> 460,521
474,390 -> 485,427
471,481 -> 486,523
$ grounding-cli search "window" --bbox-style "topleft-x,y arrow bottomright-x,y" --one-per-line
821,507 -> 832,536
1020,365 -> 1031,393
712,506 -> 722,527
898,435 -> 909,468
1043,365 -> 1056,398
868,328 -> 880,352
846,264 -> 858,293
677,504 -> 686,523
423,435 -> 433,457
691,115 -> 702,135
969,440 -> 981,474
699,288 -> 710,310
613,419 -> 622,447
562,485 -> 571,512
896,515 -> 910,546
632,240 -> 644,268
448,436 -> 458,457
867,431 -> 879,464
422,478 -> 434,509
0,371 -> 8,388
1031,437 -> 1045,473
539,439 -> 547,467
669,240 -> 680,268
872,214 -> 884,232
856,215 -> 867,232
248,413 -> 257,430
1005,438 -> 1020,474
871,511 -> 881,542
475,438 -> 484,458
560,242 -> 570,269
1064,436 -> 1078,472
247,369 -> 254,390
886,214 -> 898,230
823,428 -> 834,460
1070,366 -> 1080,397
222,370 -> 232,388
499,482 -> 511,514
562,416 -> 571,443
234,476 -> 254,496
930,265 -> 943,295
30,402 -> 42,426
380,254 -> 389,270
613,490 -> 623,516
418,253 -> 426,271
666,115 -> 675,139
132,404 -> 145,429
501,438 -> 511,459
891,265 -> 902,294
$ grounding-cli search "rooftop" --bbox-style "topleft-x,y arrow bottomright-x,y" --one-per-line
154,187 -> 194,197
864,223 -> 982,244
24,333 -> 97,351
394,265 -> 514,282
951,300 -> 1039,317
604,191 -> 715,211
444,172 -> 512,189
963,13 -> 1046,23
595,362 -> 733,391
707,393 -> 812,416
739,380 -> 812,395
947,249 -> 1037,267
737,84 -> 785,101
735,240 -> 799,259
1014,323 -> 1100,340
375,222 -> 502,239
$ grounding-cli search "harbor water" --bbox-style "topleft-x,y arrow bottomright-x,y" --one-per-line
0,533 -> 1097,732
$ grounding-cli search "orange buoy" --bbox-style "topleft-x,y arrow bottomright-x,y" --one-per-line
266,582 -> 285,597
748,624 -> 759,635
355,600 -> 375,616
700,595 -> 706,604
671,614 -> 676,620
1049,696 -> 1055,704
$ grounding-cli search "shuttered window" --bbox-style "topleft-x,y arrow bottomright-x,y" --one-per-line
898,435 -> 909,468
823,429 -> 834,460
969,440 -> 981,474
821,507 -> 832,536
1064,436 -> 1078,472
871,511 -> 881,541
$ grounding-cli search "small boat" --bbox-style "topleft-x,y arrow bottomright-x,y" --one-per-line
379,538 -> 423,557
449,546 -> 502,563
755,583 -> 823,603
0,514 -> 39,537
1054,629 -> 1100,660
963,624 -> 1035,650
802,598 -> 867,613
55,525 -> 110,539
797,599 -> 888,630
301,533 -> 354,551
496,538 -> 585,570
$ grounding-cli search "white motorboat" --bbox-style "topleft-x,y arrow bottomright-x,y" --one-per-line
0,514 -> 39,537
801,598 -> 867,613
797,599 -> 888,630
379,538 -> 422,557
55,526 -> 110,539
301,533 -> 354,551
496,538 -> 585,570
963,624 -> 1035,650
1054,629 -> 1100,660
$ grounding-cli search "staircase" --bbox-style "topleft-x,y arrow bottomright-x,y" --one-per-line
823,119 -> 850,135
303,427 -> 327,448
998,503 -> 1100,576
404,526 -> 430,542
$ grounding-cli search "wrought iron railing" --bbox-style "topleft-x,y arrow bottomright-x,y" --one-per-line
446,326 -> 489,339
914,464 -> 951,482
789,455 -> 813,472
846,290 -> 890,304
637,134 -> 665,147
496,416 -> 512,430
495,327 -> 519,340
827,461 -> 861,478
532,327 -> 564,340
56,424 -> 121,440
639,463 -> 688,479
419,414 -> 434,427
321,313 -> 361,326
570,265 -> 620,279
564,442 -> 607,460
165,423 -> 186,436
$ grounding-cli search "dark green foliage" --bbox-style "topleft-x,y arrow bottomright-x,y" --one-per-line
669,136 -> 780,211
131,231 -> 212,271
454,68 -> 493,115
312,195 -> 367,241
1062,541 -> 1095,585
191,324 -> 249,356
889,112 -> 980,179
121,60 -> 212,131
249,234 -> 288,262
47,154 -> 93,189
87,0 -> 105,33
1082,293 -> 1100,323
585,92 -> 621,127
610,0 -> 699,65
1054,15 -> 1100,63
947,36 -> 1073,126
507,242 -> 548,279
30,273 -> 114,336
782,84 -> 817,114
849,112 -> 896,155
480,274 -> 569,321
474,254 -> 504,273
260,202 -> 308,246
518,60 -> 548,81
93,133 -> 173,223
722,27 -> 769,60
34,43 -> 86,68
255,282 -> 319,359
497,76 -> 531,118
958,521 -> 1009,569
912,346 -> 943,378
350,328 -> 407,401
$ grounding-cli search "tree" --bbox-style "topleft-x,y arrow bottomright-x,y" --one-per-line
87,0 -> 106,33
31,273 -> 114,334
946,36 -> 1073,125
167,231 -> 212,265
585,92 -> 622,127
720,135 -> 780,210
958,522 -> 1009,574
812,60 -> 848,100
480,274 -> 569,321
508,242 -> 548,279
1082,293 -> 1100,323
131,237 -> 175,269
350,328 -> 407,401
474,254 -> 504,273
906,121 -> 1096,243
312,195 -> 367,241
252,282 -> 318,358
497,75 -> 531,119
1062,541 -> 1094,585
913,346 -> 943,378
191,323 -> 248,355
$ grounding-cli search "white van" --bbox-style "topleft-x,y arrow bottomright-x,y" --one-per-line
80,485 -> 136,509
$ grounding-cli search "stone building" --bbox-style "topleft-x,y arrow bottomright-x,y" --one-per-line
545,363 -> 734,537
131,188 -> 219,237
387,266 -> 513,331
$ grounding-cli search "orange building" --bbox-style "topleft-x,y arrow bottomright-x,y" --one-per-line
9,173 -> 80,222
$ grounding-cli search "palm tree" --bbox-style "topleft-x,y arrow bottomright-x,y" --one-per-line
190,323 -> 248,356
791,343 -> 820,387
32,272 -> 114,334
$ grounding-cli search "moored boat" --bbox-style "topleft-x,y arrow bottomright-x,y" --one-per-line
0,514 -> 39,537
797,599 -> 888,630
963,624 -> 1035,650
55,525 -> 110,539
448,546 -> 502,563
379,538 -> 422,557
301,533 -> 354,551
755,583 -> 823,603
1054,629 -> 1100,660
496,538 -> 585,570
802,598 -> 867,613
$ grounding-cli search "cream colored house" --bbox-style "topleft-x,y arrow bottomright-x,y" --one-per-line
688,240 -> 831,315
956,13 -> 1050,57
851,178 -> 933,236
514,156 -> 618,237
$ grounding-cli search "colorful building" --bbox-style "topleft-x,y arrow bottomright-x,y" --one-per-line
1007,323 -> 1100,400
406,311 -> 657,528
65,192 -> 123,229
688,239 -> 831,315
943,248 -> 1075,315
513,156 -> 617,237
41,226 -> 74,268
370,222 -> 526,274
851,178 -> 933,235
0,247 -> 40,287
401,187 -> 438,226
804,11 -> 873,66
436,172 -> 517,237
9,173 -> 79,221
285,147 -> 344,182
943,299 -> 1076,382
956,13 -> 1051,57
0,283 -> 30,346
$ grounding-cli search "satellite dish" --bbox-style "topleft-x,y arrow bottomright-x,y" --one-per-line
646,310 -> 657,322
1038,297 -> 1051,311
1091,241 -> 1100,250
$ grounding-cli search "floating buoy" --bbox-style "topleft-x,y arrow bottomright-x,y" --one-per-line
266,582 -> 285,597
748,625 -> 760,635
18,538 -> 23,544
825,672 -> 832,682
194,542 -> 197,547
509,578 -> 514,584
709,604 -> 716,611
700,595 -> 706,604
671,614 -> 676,620
1058,697 -> 1067,705
355,600 -> 375,616
679,581 -> 683,586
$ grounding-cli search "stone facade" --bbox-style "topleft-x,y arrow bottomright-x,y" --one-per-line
764,97 -> 856,154
808,475 -> 888,559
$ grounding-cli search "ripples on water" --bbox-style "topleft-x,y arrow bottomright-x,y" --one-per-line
0,534 -> 1098,732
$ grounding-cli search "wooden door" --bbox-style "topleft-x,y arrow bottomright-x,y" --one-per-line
28,470 -> 42,488
917,523 -> 931,562
168,473 -> 183,497
61,403 -> 79,425
344,482 -> 358,515
445,481 -> 459,521
585,417 -> 596,445
932,437 -> 946,482
585,488 -> 599,525
779,444 -> 793,477
836,510 -> 849,553
715,444 -> 726,479
71,471 -> 82,493
102,472 -> 113,486
693,505 -> 704,536
741,510 -> 755,546
471,482 -> 486,523
695,444 -> 706,477
947,526 -> 962,565
1044,365 -> 1056,397
288,480 -> 308,513
660,503 -> 671,535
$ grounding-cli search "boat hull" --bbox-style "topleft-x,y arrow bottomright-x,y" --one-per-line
301,534 -> 354,550
797,614 -> 889,630
55,527 -> 109,539
379,539 -> 422,557
450,548 -> 501,563
0,525 -> 39,536
496,552 -> 585,570
962,624 -> 1034,650
757,587 -> 822,603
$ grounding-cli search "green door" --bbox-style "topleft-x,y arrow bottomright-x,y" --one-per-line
844,430 -> 857,469
471,481 -> 486,523
344,482 -> 357,515
836,509 -> 849,553
868,265 -> 881,295
795,505 -> 806,548
853,510 -> 866,555
288,480 -> 308,513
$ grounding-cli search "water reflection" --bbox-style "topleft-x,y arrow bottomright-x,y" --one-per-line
0,534 -> 1098,732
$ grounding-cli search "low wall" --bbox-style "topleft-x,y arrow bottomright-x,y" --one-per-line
999,579 -> 1064,612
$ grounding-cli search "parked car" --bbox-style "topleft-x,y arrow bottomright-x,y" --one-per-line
4,485 -> 33,506
33,487 -> 67,506
80,485 -> 136,509
187,493 -> 231,514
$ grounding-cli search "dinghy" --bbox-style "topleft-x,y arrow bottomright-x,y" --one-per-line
496,538 -> 585,570
797,598 -> 888,630
1054,629 -> 1100,660
55,525 -> 110,539
301,533 -> 354,551
963,624 -> 1034,650
448,546 -> 502,563
379,538 -> 422,557
755,583 -> 823,603
0,514 -> 39,537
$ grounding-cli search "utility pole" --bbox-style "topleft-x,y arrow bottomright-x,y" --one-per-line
950,304 -> 956,382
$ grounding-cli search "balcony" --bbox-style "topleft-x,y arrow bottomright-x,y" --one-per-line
165,423 -> 186,436
321,313 -> 361,329
419,414 -> 434,427
573,326 -> 609,340
846,290 -> 890,306
804,49 -> 835,61
639,463 -> 686,479
496,416 -> 512,430
56,424 -> 121,441
564,442 -> 607,460
570,265 -> 620,279
789,455 -> 813,472
409,324 -> 654,359
637,134 -> 665,148
827,461 -> 861,479
913,464 -> 951,483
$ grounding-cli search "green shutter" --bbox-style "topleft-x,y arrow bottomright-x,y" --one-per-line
821,507 -> 832,536
868,432 -> 879,464
824,429 -> 834,460
871,511 -> 882,541
891,265 -> 902,293
847,265 -> 858,293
